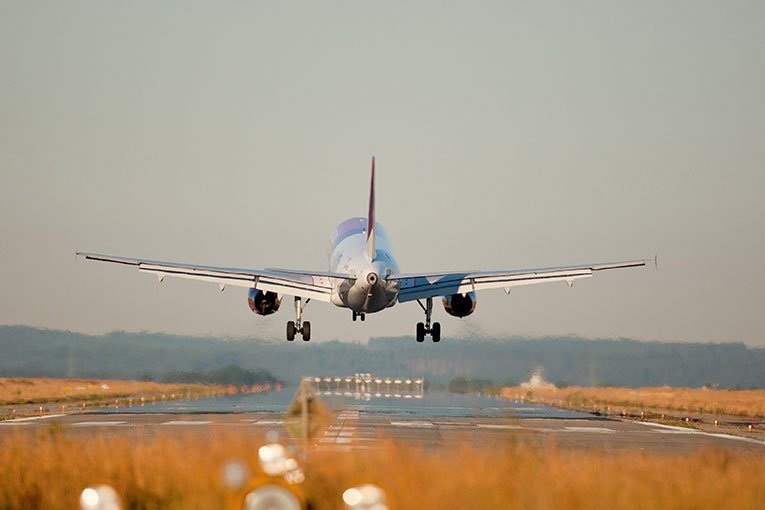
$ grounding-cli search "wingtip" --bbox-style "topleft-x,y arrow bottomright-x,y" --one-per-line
653,253 -> 658,271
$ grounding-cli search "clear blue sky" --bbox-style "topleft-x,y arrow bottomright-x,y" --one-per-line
1,1 -> 763,345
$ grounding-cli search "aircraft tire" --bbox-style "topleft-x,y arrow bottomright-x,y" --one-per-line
432,322 -> 441,343
416,322 -> 425,342
302,321 -> 311,342
287,321 -> 296,341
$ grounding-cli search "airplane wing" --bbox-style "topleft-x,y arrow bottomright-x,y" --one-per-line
76,252 -> 355,302
390,257 -> 655,303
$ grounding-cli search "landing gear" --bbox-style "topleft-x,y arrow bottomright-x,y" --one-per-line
287,297 -> 311,341
416,297 -> 441,343
287,321 -> 296,341
352,311 -> 366,322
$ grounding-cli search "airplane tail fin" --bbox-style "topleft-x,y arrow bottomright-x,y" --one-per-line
365,156 -> 376,261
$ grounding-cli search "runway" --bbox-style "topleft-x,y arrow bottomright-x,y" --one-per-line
2,391 -> 763,454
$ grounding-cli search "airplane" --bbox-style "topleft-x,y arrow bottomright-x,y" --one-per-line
77,156 -> 655,343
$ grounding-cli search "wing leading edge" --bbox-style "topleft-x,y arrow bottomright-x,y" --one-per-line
390,258 -> 654,303
76,252 -> 355,302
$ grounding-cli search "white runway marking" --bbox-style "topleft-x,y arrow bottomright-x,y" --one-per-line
476,424 -> 523,430
391,421 -> 434,428
161,420 -> 212,426
634,420 -> 765,445
72,421 -> 126,427
0,414 -> 66,423
249,420 -> 284,426
564,426 -> 615,433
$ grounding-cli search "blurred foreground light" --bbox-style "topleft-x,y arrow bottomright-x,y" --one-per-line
342,484 -> 388,510
284,467 -> 305,485
258,443 -> 291,477
222,459 -> 250,490
242,484 -> 302,510
79,485 -> 121,510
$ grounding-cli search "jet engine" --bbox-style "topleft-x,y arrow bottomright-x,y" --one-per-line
442,292 -> 477,318
247,289 -> 282,316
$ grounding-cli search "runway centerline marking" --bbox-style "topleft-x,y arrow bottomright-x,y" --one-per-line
476,424 -> 523,430
564,426 -> 615,433
161,420 -> 212,426
390,421 -> 434,428
72,421 -> 127,427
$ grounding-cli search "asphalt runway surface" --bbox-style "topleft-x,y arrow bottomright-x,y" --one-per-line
2,392 -> 764,454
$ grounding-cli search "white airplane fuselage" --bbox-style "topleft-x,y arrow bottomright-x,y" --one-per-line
328,217 -> 399,313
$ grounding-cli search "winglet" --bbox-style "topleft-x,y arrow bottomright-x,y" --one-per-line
365,156 -> 376,261
654,253 -> 658,271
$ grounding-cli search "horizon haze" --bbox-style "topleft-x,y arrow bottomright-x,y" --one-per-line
1,2 -> 763,345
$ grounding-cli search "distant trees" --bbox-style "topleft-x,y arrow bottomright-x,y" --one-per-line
448,376 -> 497,395
2,326 -> 765,389
161,365 -> 281,386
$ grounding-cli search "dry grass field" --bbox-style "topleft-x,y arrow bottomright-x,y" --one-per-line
502,385 -> 765,418
0,429 -> 763,510
0,377 -> 218,409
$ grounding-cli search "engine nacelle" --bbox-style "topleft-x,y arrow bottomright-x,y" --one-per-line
442,292 -> 477,318
247,289 -> 282,316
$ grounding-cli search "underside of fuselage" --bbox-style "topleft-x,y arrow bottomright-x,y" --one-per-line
328,217 -> 400,314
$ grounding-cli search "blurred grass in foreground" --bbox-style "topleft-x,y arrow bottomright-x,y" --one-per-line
502,386 -> 765,417
0,377 -> 219,409
1,429 -> 764,509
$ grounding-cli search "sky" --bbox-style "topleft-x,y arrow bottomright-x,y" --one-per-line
1,1 -> 763,345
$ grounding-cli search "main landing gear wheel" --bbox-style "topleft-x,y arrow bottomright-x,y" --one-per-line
286,321 -> 296,342
352,311 -> 366,322
416,322 -> 426,342
286,297 -> 312,341
432,322 -> 441,343
415,297 -> 442,343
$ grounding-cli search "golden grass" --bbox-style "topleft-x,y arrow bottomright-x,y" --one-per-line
1,429 -> 764,510
0,377 -> 218,408
502,385 -> 765,417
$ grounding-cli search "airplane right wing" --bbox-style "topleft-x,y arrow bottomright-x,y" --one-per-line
389,258 -> 655,303
76,252 -> 355,302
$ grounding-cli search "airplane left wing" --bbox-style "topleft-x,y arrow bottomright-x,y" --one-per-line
390,258 -> 655,303
76,252 -> 355,302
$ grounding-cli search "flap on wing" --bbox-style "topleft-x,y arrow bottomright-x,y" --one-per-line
391,258 -> 650,302
77,252 -> 352,302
